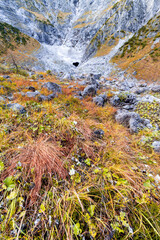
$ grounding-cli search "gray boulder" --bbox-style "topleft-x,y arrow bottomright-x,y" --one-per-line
42,82 -> 62,94
134,87 -> 148,94
38,95 -> 48,102
7,103 -> 26,114
139,83 -> 147,87
87,74 -> 100,88
93,96 -> 104,106
116,110 -> 149,133
26,91 -> 40,98
152,141 -> 160,153
110,92 -> 137,107
82,85 -> 97,97
151,85 -> 160,93
47,93 -> 56,100
93,93 -> 107,106
38,93 -> 55,101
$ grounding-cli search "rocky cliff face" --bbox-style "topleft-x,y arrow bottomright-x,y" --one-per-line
0,0 -> 160,75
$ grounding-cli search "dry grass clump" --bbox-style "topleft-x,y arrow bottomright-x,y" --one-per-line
1,136 -> 68,203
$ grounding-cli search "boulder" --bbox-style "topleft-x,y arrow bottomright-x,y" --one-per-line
93,129 -> 104,139
87,74 -> 100,88
7,93 -> 14,101
47,93 -> 56,100
93,93 -> 107,106
42,82 -> 62,94
26,91 -> 40,98
151,85 -> 160,93
134,87 -> 148,94
139,83 -> 147,87
82,85 -> 97,97
119,80 -> 135,91
7,103 -> 26,114
110,92 -> 137,107
38,93 -> 55,101
38,95 -> 48,102
93,96 -> 104,106
115,110 -> 149,133
28,86 -> 36,92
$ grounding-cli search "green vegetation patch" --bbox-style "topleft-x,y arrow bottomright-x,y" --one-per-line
0,22 -> 28,55
135,101 -> 160,127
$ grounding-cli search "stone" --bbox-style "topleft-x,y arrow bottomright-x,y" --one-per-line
119,80 -> 135,91
139,83 -> 147,87
93,96 -> 104,106
28,86 -> 36,92
93,74 -> 101,80
93,93 -> 107,106
82,85 -> 97,97
38,95 -> 48,102
99,93 -> 107,101
42,82 -> 62,94
78,80 -> 86,86
87,74 -> 100,88
151,85 -> 160,93
93,129 -> 105,138
38,92 -> 55,101
116,110 -> 146,133
152,141 -> 160,153
134,87 -> 148,94
7,103 -> 26,114
47,93 -> 56,100
7,94 -> 14,101
110,93 -> 137,107
3,75 -> 10,79
26,91 -> 40,98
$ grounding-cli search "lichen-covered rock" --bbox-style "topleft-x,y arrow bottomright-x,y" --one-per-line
110,92 -> 137,107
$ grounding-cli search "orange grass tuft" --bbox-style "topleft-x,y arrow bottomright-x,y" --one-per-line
1,136 -> 68,203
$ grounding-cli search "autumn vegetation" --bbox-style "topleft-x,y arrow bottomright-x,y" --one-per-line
0,69 -> 160,239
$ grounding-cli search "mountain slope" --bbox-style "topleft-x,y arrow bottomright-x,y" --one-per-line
0,0 -> 159,76
112,12 -> 160,81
